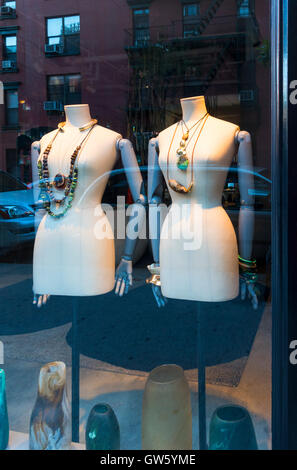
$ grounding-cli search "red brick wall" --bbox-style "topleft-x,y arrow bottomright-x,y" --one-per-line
0,0 -> 271,174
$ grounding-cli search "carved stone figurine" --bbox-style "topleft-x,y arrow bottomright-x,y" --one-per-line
29,362 -> 71,450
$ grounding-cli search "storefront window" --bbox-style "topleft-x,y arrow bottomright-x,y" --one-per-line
0,0 -> 277,454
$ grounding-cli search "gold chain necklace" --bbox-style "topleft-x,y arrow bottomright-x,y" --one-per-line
176,112 -> 208,171
167,114 -> 209,194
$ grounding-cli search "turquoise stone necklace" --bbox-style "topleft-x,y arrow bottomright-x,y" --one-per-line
176,112 -> 208,171
38,121 -> 97,219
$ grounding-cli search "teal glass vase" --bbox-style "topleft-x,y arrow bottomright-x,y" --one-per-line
86,404 -> 120,450
209,405 -> 258,450
0,370 -> 9,450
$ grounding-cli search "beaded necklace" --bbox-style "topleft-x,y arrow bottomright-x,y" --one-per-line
38,121 -> 97,218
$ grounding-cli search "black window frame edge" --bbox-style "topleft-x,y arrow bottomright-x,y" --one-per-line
272,0 -> 297,450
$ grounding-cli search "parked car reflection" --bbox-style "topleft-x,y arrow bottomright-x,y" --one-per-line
0,171 -> 39,256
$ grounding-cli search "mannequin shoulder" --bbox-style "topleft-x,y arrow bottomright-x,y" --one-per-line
93,124 -> 122,142
40,129 -> 58,147
209,115 -> 240,135
158,123 -> 179,143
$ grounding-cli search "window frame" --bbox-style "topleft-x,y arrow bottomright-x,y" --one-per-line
182,2 -> 200,38
2,33 -> 17,61
4,87 -> 19,127
45,14 -> 81,56
132,7 -> 150,46
47,73 -> 82,107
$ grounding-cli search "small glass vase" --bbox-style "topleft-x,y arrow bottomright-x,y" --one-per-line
0,369 -> 9,450
209,405 -> 258,450
142,364 -> 192,450
29,362 -> 71,450
85,404 -> 120,450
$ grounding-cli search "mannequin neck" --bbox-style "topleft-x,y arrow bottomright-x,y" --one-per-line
64,105 -> 92,128
180,96 -> 208,125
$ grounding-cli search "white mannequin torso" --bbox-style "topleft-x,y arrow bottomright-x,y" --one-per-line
33,105 -> 120,296
157,97 -> 240,302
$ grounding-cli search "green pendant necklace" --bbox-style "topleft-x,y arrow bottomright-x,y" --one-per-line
176,112 -> 208,171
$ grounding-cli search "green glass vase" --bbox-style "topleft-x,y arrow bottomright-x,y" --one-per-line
209,405 -> 258,450
86,404 -> 120,450
0,369 -> 9,450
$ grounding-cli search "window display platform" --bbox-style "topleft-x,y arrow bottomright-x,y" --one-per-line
7,431 -> 85,450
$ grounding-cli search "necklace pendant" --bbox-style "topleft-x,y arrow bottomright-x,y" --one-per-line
54,173 -> 66,190
177,155 -> 189,171
55,200 -> 63,210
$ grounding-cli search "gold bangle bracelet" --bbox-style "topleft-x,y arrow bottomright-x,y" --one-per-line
147,263 -> 160,276
146,274 -> 161,287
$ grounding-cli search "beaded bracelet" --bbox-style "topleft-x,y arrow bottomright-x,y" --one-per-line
238,255 -> 258,284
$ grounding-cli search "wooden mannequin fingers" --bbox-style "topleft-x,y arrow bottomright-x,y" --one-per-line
240,280 -> 247,300
115,278 -> 122,295
37,296 -> 43,308
124,279 -> 131,295
128,273 -> 133,286
119,279 -> 126,297
43,294 -> 50,305
248,284 -> 259,310
152,285 -> 166,308
151,285 -> 161,308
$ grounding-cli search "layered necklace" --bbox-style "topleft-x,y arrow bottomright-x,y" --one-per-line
167,113 -> 209,194
38,119 -> 98,218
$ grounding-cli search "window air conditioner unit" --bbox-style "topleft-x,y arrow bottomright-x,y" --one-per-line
45,44 -> 64,54
240,90 -> 255,103
0,6 -> 14,15
2,60 -> 16,70
43,101 -> 63,112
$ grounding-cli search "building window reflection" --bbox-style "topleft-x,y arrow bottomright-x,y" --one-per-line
47,74 -> 81,108
3,35 -> 17,61
4,88 -> 18,126
46,15 -> 80,56
238,0 -> 251,17
183,2 -> 200,38
3,1 -> 16,9
133,8 -> 150,46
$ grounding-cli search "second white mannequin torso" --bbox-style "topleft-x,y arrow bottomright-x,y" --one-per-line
158,109 -> 240,302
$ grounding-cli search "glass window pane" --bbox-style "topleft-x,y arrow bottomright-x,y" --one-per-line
6,90 -> 18,108
5,36 -> 17,47
183,4 -> 199,17
0,0 -> 274,452
47,17 -> 63,37
48,75 -> 64,86
238,0 -> 250,17
3,1 -> 16,9
64,15 -> 80,34
4,35 -> 17,56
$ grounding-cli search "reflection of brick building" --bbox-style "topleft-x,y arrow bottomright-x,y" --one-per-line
0,0 -> 270,180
